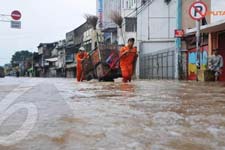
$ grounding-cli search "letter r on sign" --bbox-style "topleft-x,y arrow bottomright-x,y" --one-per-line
194,6 -> 203,17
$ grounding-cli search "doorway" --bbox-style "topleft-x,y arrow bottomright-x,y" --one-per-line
218,32 -> 225,81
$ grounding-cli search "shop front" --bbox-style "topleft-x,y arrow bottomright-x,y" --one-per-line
185,20 -> 225,81
184,33 -> 209,81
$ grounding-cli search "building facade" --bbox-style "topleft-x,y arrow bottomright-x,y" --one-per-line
83,28 -> 104,51
97,0 -> 120,44
65,22 -> 91,78
182,0 -> 225,81
96,0 -> 137,45
37,42 -> 57,77
36,41 -> 66,78
137,0 -> 177,79
178,0 -> 211,80
119,0 -> 137,45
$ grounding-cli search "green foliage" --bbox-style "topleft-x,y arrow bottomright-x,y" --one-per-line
11,50 -> 33,64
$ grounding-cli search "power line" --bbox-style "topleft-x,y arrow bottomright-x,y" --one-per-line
0,14 -> 10,16
123,0 -> 154,18
120,0 -> 154,27
136,0 -> 155,16
0,19 -> 10,22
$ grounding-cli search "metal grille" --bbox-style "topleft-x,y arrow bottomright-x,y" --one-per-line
140,48 -> 175,79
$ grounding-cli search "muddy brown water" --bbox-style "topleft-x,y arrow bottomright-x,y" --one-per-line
0,77 -> 225,150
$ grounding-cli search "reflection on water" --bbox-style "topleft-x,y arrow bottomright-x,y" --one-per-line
119,83 -> 135,92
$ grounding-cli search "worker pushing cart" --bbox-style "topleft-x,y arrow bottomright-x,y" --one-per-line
81,38 -> 138,82
119,38 -> 138,83
76,47 -> 88,82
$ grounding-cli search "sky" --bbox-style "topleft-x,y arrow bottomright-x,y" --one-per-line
0,0 -> 96,66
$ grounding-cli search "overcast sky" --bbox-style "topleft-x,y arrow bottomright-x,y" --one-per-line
0,0 -> 96,66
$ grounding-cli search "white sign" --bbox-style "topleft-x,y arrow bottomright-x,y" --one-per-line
189,1 -> 208,20
10,21 -> 21,29
211,0 -> 225,23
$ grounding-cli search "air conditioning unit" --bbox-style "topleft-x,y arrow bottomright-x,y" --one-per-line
142,0 -> 147,5
164,0 -> 171,4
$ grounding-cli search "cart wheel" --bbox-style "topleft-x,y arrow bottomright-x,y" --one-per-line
86,72 -> 95,81
95,62 -> 110,81
86,75 -> 92,81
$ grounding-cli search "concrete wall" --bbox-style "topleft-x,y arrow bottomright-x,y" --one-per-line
141,41 -> 175,54
136,0 -> 177,79
211,0 -> 225,23
119,0 -> 138,45
117,27 -> 137,45
182,0 -> 225,29
83,29 -> 101,50
121,0 -> 140,17
121,0 -> 137,10
182,0 -> 211,31
181,0 -> 211,50
38,47 -> 43,55
137,0 -> 176,54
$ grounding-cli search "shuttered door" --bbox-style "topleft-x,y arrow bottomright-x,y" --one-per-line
219,32 -> 225,81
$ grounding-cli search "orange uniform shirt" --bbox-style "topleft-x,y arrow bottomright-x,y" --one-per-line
119,46 -> 137,67
119,46 -> 138,82
76,52 -> 88,82
76,52 -> 88,70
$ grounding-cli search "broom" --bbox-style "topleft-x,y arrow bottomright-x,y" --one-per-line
85,14 -> 98,30
85,14 -> 100,56
110,11 -> 125,45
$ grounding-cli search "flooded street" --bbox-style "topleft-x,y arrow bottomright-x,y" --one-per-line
0,77 -> 225,150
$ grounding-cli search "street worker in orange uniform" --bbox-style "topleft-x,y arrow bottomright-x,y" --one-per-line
76,47 -> 88,82
119,38 -> 138,83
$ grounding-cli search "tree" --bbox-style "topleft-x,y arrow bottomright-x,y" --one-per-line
11,50 -> 33,65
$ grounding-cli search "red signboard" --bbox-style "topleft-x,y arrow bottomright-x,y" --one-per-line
174,29 -> 184,38
11,10 -> 22,20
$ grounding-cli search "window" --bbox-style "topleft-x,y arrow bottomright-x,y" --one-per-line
129,0 -> 132,8
133,0 -> 136,7
125,17 -> 137,32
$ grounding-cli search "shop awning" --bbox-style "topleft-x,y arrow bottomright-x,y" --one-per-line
45,57 -> 58,62
186,19 -> 225,36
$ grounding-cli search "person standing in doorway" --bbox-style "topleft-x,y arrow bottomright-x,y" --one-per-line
209,49 -> 224,81
76,47 -> 88,82
119,38 -> 138,83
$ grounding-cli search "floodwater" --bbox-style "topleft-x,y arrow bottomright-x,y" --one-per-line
0,77 -> 225,150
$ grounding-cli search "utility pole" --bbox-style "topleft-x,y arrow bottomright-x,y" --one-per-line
196,18 -> 201,81
196,0 -> 201,81
32,52 -> 34,77
189,0 -> 207,81
175,0 -> 182,79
